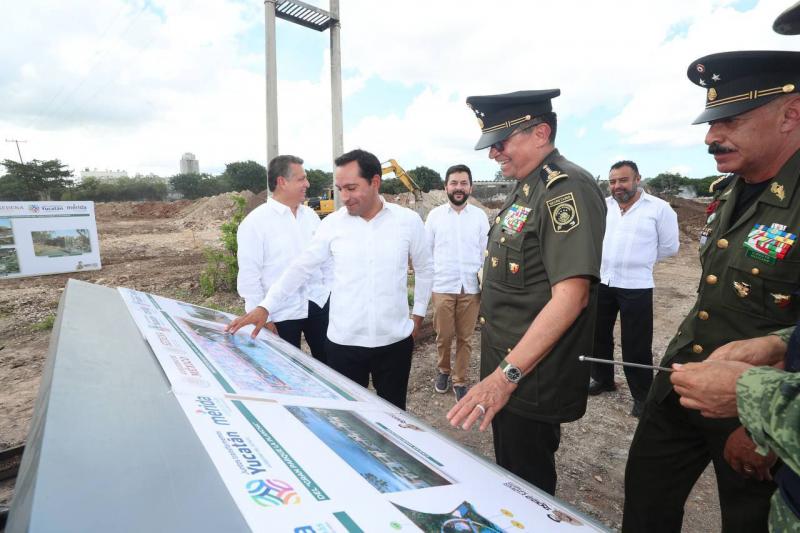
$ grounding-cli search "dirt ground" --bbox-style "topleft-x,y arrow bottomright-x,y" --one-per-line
0,193 -> 719,531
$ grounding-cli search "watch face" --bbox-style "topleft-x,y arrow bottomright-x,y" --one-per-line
505,366 -> 522,383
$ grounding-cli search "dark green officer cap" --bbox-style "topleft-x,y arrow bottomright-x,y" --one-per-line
687,51 -> 800,124
465,89 -> 560,150
774,1 -> 800,34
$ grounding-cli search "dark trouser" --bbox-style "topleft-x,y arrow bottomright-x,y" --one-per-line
591,284 -> 654,402
623,390 -> 775,532
274,299 -> 329,364
491,408 -> 561,495
324,335 -> 414,410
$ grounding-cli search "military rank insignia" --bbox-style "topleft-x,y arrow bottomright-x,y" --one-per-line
540,164 -> 568,189
545,193 -> 580,233
501,204 -> 532,233
743,223 -> 796,264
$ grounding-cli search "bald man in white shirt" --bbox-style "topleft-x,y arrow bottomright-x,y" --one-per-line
589,160 -> 679,417
228,149 -> 433,410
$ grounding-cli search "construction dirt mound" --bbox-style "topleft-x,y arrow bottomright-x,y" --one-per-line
95,199 -> 193,220
178,190 -> 256,229
668,196 -> 710,241
384,190 -> 497,220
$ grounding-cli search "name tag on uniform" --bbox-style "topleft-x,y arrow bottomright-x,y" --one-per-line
501,204 -> 532,233
743,223 -> 796,264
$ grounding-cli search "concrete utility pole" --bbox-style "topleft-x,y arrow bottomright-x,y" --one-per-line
329,0 -> 343,208
5,139 -> 27,164
264,0 -> 279,170
265,0 -> 342,207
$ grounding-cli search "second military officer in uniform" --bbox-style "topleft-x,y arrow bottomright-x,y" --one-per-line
623,52 -> 800,532
447,90 -> 606,495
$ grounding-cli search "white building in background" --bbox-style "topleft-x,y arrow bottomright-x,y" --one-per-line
180,153 -> 200,175
80,168 -> 129,181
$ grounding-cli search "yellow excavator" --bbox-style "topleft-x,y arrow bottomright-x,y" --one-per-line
305,159 -> 422,218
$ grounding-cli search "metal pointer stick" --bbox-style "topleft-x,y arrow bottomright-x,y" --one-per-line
578,355 -> 674,373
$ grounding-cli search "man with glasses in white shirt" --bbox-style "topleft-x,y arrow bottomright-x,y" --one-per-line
425,164 -> 489,401
588,160 -> 679,417
227,149 -> 433,410
235,154 -> 331,363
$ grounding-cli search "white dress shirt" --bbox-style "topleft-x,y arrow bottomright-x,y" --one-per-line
260,198 -> 433,348
600,192 -> 680,289
425,203 -> 489,294
236,198 -> 331,320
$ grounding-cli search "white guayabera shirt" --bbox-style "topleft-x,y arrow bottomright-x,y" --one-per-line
260,197 -> 433,348
425,202 -> 489,294
236,198 -> 332,320
600,192 -> 680,289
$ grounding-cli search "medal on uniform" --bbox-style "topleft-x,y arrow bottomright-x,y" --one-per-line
501,203 -> 532,233
523,184 -> 530,198
743,223 -> 796,265
491,257 -> 499,268
733,281 -> 751,298
508,262 -> 520,274
771,293 -> 791,308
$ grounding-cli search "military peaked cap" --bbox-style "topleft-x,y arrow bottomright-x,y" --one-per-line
465,89 -> 560,150
687,50 -> 800,124
774,1 -> 800,34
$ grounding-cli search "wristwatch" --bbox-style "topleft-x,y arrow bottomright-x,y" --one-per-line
499,357 -> 523,384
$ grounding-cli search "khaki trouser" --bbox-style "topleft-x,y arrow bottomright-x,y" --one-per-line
432,291 -> 480,386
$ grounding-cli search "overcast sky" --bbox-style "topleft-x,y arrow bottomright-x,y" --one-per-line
0,0 -> 796,182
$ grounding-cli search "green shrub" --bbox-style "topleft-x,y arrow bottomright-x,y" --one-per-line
199,194 -> 246,297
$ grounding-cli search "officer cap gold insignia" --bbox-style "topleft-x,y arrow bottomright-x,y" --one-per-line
466,89 -> 560,150
774,1 -> 800,35
687,51 -> 800,124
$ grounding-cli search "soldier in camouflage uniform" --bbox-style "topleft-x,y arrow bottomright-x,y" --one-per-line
623,51 -> 800,532
670,324 -> 799,531
446,90 -> 606,495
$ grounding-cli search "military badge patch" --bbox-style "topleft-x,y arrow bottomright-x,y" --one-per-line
546,192 -> 580,233
508,262 -> 520,274
743,223 -> 797,265
501,204 -> 532,233
491,256 -> 499,268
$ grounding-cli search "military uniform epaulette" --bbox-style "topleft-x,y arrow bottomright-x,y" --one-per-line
540,163 -> 568,189
708,174 -> 735,194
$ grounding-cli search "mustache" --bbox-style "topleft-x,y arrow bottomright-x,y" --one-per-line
708,142 -> 735,155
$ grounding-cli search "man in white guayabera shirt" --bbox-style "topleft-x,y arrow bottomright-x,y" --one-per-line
588,160 -> 679,417
235,154 -> 332,364
425,164 -> 489,402
227,149 -> 433,410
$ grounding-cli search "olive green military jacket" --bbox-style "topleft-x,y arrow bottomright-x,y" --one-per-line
479,149 -> 606,423
652,149 -> 800,401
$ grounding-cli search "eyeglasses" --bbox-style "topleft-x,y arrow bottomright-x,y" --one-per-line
489,120 -> 544,152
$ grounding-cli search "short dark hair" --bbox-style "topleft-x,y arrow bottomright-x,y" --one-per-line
445,164 -> 472,184
610,160 -> 640,177
516,111 -> 557,144
540,111 -> 557,143
268,155 -> 303,192
334,149 -> 381,183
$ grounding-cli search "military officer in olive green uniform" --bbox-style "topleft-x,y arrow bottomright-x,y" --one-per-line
447,90 -> 606,495
623,52 -> 800,532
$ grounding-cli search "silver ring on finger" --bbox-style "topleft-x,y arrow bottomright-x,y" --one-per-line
475,404 -> 486,415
